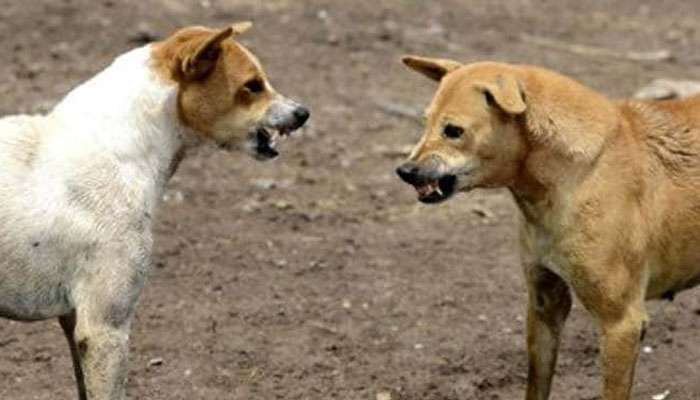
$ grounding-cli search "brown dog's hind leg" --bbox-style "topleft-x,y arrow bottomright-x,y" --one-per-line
59,311 -> 87,400
525,266 -> 572,400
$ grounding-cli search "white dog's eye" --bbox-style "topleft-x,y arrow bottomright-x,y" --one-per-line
443,123 -> 464,139
244,78 -> 265,94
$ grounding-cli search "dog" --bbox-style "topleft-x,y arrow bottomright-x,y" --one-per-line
0,23 -> 308,400
396,55 -> 700,400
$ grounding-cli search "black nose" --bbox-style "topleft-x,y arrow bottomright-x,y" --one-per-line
293,107 -> 310,127
396,162 -> 421,185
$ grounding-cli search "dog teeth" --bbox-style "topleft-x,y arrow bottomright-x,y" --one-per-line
416,181 -> 440,197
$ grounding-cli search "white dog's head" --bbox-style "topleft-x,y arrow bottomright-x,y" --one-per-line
152,23 -> 310,160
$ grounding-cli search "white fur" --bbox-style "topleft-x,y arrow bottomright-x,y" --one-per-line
0,33 -> 309,399
0,45 -> 190,320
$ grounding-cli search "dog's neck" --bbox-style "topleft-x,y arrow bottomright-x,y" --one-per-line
507,69 -> 622,222
50,45 -> 196,193
509,141 -> 597,224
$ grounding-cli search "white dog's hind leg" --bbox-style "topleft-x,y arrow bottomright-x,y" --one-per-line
59,311 -> 88,400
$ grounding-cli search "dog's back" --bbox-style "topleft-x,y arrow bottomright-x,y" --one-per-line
0,114 -> 51,229
621,97 -> 700,175
613,96 -> 700,298
0,115 -> 44,175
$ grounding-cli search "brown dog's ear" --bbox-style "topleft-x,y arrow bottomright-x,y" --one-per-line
401,55 -> 462,82
477,75 -> 527,115
518,68 -> 619,161
181,27 -> 234,80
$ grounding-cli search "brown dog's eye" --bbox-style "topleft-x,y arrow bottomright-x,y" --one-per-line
443,124 -> 464,139
244,78 -> 265,94
484,90 -> 496,107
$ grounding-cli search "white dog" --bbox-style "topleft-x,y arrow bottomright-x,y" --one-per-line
0,22 -> 309,399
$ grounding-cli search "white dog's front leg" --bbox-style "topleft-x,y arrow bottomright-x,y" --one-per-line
74,317 -> 131,400
72,248 -> 149,400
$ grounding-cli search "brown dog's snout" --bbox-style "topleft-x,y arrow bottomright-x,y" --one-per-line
396,162 -> 422,185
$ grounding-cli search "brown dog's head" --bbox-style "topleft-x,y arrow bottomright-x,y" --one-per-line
152,23 -> 310,160
396,56 -> 528,203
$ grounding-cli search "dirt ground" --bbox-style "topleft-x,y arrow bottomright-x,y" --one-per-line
2,0 -> 700,399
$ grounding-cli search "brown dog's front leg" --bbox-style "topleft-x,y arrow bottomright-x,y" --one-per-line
525,267 -> 572,400
573,267 -> 647,400
598,310 -> 644,400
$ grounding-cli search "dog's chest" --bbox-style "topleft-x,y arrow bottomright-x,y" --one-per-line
530,228 -> 573,282
519,208 -> 574,282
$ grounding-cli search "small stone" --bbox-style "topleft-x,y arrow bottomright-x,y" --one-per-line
148,357 -> 164,367
635,79 -> 700,100
241,200 -> 262,213
342,299 -> 352,309
272,200 -> 293,210
414,343 -> 424,350
642,346 -> 653,354
376,391 -> 393,400
652,390 -> 671,400
251,178 -> 276,190
162,190 -> 184,203
470,206 -> 494,219
326,34 -> 340,46
317,10 -> 329,21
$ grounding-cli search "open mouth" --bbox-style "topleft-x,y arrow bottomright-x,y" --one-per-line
252,126 -> 296,160
413,175 -> 457,204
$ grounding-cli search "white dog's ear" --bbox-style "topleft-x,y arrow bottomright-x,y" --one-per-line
231,21 -> 253,35
401,55 -> 462,82
181,27 -> 234,80
476,75 -> 527,115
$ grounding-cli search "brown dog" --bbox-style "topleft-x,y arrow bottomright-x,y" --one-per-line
396,55 -> 700,400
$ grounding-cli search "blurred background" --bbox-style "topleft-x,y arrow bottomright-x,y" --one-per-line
1,0 -> 700,399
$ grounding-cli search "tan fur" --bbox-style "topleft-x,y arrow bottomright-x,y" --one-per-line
400,56 -> 700,400
151,23 -> 274,142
